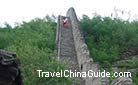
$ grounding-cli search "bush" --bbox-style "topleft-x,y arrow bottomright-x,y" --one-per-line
80,15 -> 138,63
0,18 -> 71,85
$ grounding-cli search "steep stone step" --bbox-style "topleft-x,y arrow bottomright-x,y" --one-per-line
58,16 -> 85,85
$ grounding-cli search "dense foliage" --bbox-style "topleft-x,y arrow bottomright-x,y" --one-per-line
80,15 -> 138,84
0,18 -> 71,85
80,15 -> 138,62
0,14 -> 138,84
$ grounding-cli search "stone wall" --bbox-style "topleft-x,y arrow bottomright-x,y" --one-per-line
66,7 -> 109,85
66,7 -> 132,85
66,7 -> 92,73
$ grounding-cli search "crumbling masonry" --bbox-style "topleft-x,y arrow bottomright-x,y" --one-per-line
56,7 -> 132,85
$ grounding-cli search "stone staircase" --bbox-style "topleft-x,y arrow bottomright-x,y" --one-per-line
56,16 -> 85,85
56,7 -> 133,85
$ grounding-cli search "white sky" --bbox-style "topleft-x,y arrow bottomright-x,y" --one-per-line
0,0 -> 138,26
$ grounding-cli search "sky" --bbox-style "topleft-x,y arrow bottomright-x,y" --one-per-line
0,0 -> 138,27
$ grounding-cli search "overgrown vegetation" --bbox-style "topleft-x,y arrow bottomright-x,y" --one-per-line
0,17 -> 71,85
1,13 -> 138,84
80,15 -> 138,84
80,15 -> 138,62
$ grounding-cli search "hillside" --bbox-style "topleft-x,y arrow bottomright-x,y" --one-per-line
0,14 -> 138,85
80,15 -> 138,84
0,18 -> 71,85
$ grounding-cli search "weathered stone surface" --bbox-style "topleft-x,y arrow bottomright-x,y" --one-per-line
56,7 -> 133,85
66,7 -> 105,85
111,77 -> 132,85
0,50 -> 23,85
56,15 -> 85,85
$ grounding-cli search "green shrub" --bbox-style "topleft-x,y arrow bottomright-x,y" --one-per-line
0,18 -> 71,85
80,15 -> 138,63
